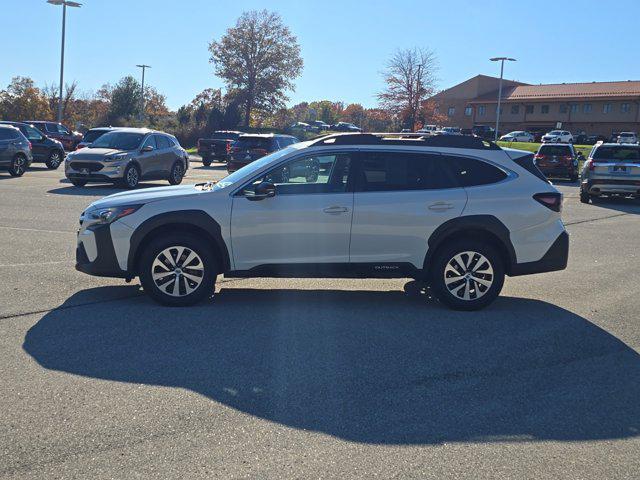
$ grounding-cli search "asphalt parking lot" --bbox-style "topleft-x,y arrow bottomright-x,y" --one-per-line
1,159 -> 639,479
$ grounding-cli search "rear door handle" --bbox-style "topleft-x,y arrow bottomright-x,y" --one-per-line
428,202 -> 454,211
323,206 -> 349,214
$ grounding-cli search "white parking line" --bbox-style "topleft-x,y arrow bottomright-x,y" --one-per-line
0,260 -> 73,268
0,225 -> 75,235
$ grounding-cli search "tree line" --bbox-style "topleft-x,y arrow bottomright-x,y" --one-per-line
0,9 -> 445,146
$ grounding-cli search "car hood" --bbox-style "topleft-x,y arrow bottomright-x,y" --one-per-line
69,148 -> 131,160
88,184 -> 205,210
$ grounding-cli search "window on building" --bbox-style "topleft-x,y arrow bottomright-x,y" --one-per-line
541,105 -> 550,114
583,103 -> 592,113
495,106 -> 503,115
621,103 -> 631,113
434,106 -> 440,115
510,105 -> 519,114
559,104 -> 568,114
464,106 -> 472,116
478,105 -> 486,116
525,105 -> 534,114
603,103 -> 612,114
570,104 -> 578,114
447,107 -> 455,117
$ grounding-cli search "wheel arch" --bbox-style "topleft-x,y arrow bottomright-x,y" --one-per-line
424,215 -> 517,276
128,210 -> 230,276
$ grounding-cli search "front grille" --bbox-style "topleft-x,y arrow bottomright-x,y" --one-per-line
70,162 -> 104,172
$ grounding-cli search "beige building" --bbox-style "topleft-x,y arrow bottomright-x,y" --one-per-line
430,75 -> 640,136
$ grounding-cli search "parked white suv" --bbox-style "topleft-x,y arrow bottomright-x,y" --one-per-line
76,133 -> 568,310
617,132 -> 638,144
542,130 -> 573,143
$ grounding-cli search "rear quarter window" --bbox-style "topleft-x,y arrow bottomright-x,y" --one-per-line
446,156 -> 508,187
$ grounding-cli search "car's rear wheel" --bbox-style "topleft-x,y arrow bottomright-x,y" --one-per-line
168,161 -> 184,185
580,189 -> 591,203
45,150 -> 63,169
429,240 -> 504,311
202,155 -> 212,167
139,233 -> 216,306
8,154 -> 27,177
70,178 -> 87,187
119,164 -> 140,189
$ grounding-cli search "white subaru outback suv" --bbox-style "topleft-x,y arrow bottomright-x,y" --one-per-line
76,133 -> 568,310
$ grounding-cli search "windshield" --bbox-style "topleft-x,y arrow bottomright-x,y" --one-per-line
234,137 -> 271,150
90,132 -> 144,150
212,132 -> 239,140
548,131 -> 562,135
212,146 -> 298,191
593,146 -> 640,162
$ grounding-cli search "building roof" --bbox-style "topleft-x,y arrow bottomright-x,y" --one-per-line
470,80 -> 640,103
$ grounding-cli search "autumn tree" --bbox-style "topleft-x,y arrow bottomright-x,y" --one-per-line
377,47 -> 437,130
209,10 -> 303,127
107,76 -> 142,125
341,103 -> 365,127
0,76 -> 52,121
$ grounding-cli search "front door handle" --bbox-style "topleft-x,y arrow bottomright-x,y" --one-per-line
428,202 -> 454,211
323,206 -> 349,214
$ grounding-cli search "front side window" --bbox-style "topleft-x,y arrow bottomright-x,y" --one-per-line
155,135 -> 171,149
356,152 -> 459,192
446,156 -> 508,187
23,125 -> 44,140
245,152 -> 352,195
142,135 -> 157,149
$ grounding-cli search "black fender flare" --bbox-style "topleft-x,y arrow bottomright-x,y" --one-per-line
127,210 -> 230,273
424,215 -> 517,273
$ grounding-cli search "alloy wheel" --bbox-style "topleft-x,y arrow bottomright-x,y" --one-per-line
151,246 -> 204,297
49,151 -> 61,167
13,156 -> 25,175
443,251 -> 494,301
126,167 -> 139,187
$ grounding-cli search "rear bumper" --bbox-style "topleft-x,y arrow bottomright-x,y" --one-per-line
509,231 -> 569,276
539,165 -> 576,177
584,179 -> 640,195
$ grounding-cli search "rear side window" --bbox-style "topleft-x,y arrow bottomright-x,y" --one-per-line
446,156 -> 508,187
539,145 -> 572,156
593,146 -> 640,162
234,137 -> 271,150
356,151 -> 459,192
0,128 -> 20,140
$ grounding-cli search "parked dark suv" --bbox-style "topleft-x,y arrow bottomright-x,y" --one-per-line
227,134 -> 299,173
534,143 -> 579,181
0,125 -> 32,177
0,121 -> 65,169
25,121 -> 82,151
76,127 -> 119,150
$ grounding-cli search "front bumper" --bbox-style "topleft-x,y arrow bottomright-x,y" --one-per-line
510,231 -> 569,276
65,160 -> 126,182
76,223 -> 129,278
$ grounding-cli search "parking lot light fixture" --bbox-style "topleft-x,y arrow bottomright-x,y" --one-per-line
136,64 -> 151,122
47,0 -> 82,124
490,57 -> 516,141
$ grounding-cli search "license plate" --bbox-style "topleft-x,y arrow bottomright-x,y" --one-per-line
612,165 -> 628,174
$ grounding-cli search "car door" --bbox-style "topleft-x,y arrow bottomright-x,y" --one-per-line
230,151 -> 354,271
138,134 -> 159,178
349,150 -> 467,270
154,134 -> 174,174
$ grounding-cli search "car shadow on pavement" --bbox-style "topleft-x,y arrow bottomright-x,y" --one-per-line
23,285 -> 640,445
47,183 -> 162,196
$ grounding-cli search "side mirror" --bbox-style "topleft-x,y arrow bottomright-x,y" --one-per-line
246,181 -> 276,201
141,145 -> 154,152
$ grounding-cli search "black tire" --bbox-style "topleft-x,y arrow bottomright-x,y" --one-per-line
45,149 -> 63,169
580,189 -> 591,204
429,240 -> 505,311
138,233 -> 217,307
119,163 -> 140,189
70,178 -> 87,187
8,154 -> 27,177
202,156 -> 212,167
168,160 -> 185,185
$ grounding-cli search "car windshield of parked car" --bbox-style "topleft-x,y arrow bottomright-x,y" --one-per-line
234,136 -> 271,150
212,146 -> 298,191
89,132 -> 144,150
83,129 -> 110,143
593,146 -> 640,162
549,130 -> 562,135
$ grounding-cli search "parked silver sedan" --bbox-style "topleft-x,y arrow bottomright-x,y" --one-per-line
64,128 -> 189,188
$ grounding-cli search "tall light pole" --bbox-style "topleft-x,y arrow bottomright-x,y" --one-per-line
136,64 -> 151,122
415,63 -> 424,131
47,0 -> 82,124
490,57 -> 516,141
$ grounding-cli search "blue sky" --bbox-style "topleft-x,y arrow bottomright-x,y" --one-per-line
5,0 -> 640,110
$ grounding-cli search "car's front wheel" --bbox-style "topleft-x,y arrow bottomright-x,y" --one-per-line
139,233 -> 217,306
70,178 -> 87,187
429,240 -> 505,311
202,156 -> 212,167
119,164 -> 140,189
45,150 -> 63,169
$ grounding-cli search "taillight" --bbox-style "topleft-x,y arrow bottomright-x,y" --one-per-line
226,142 -> 231,154
28,142 -> 32,150
533,192 -> 562,212
588,159 -> 596,171
534,154 -> 544,159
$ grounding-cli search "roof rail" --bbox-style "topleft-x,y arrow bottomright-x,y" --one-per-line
310,132 -> 500,150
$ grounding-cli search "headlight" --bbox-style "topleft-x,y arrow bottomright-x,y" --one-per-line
105,153 -> 129,162
90,205 -> 142,224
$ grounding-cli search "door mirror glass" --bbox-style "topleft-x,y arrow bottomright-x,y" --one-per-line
246,181 -> 276,201
141,145 -> 154,152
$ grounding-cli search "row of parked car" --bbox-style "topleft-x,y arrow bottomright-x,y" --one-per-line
0,121 -> 190,188
500,129 -> 638,145
289,121 -> 362,133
